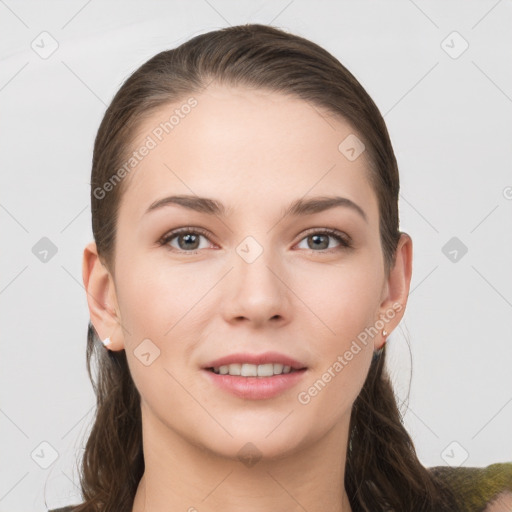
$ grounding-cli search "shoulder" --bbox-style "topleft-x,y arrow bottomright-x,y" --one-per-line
429,461 -> 512,511
47,465 -> 512,512
483,491 -> 512,512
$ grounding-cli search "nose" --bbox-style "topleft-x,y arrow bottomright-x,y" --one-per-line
220,243 -> 291,328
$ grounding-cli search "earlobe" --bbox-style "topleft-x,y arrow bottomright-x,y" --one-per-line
82,241 -> 120,350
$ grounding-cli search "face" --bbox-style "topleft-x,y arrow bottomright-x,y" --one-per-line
91,84 -> 407,461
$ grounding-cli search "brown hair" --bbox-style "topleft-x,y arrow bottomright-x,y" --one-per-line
74,24 -> 459,511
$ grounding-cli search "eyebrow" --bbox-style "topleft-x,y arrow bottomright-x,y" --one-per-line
143,194 -> 368,223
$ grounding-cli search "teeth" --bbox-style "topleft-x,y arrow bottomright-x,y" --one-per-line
211,363 -> 297,376
273,363 -> 284,374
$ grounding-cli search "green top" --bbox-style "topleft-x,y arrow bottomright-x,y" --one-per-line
48,462 -> 512,512
429,461 -> 512,511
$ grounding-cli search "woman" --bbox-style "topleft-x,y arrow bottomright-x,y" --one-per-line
55,24 -> 511,512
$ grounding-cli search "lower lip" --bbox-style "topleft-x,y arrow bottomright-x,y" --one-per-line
202,368 -> 307,400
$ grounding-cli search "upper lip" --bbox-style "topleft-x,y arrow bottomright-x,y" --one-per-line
203,352 -> 307,370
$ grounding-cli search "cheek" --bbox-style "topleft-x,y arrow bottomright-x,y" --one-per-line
114,261 -> 204,414
298,257 -> 383,341
115,256 -> 202,338
295,264 -> 378,424
293,253 -> 381,404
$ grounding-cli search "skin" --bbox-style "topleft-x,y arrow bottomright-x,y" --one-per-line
484,491 -> 512,512
82,84 -> 413,512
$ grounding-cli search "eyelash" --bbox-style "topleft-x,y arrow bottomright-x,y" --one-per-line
158,227 -> 353,255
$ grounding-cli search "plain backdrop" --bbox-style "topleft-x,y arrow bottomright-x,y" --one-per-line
1,1 -> 511,510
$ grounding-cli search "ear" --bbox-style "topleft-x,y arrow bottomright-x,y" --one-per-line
375,232 -> 413,350
82,241 -> 123,351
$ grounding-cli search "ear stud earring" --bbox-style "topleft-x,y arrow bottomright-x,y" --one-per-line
102,336 -> 112,347
372,329 -> 389,362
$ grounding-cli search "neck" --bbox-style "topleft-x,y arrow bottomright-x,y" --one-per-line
132,407 -> 353,512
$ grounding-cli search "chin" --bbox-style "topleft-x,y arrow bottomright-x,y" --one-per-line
194,425 -> 310,463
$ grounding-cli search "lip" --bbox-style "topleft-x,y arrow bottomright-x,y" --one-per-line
202,351 -> 307,371
202,367 -> 308,400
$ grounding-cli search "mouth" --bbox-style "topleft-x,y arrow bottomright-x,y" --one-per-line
201,352 -> 308,399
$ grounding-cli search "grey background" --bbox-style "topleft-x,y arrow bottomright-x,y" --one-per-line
1,0 -> 511,510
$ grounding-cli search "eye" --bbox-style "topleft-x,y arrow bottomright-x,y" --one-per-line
158,227 -> 215,254
158,227 -> 352,255
295,228 -> 352,253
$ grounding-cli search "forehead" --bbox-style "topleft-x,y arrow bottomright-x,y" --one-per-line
118,85 -> 378,224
